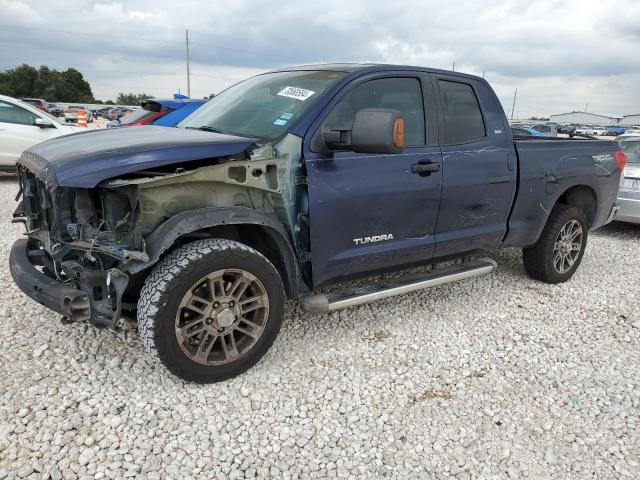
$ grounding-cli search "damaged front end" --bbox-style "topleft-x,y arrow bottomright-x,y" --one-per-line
13,168 -> 142,327
12,136 -> 304,329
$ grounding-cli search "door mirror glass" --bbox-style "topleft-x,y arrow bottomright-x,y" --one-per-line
35,117 -> 54,128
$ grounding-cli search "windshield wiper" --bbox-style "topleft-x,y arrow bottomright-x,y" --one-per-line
185,125 -> 227,134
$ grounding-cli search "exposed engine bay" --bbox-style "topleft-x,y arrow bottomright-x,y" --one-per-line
13,136 -> 305,328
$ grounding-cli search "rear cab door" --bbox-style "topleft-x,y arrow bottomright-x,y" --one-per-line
303,70 -> 443,287
431,73 -> 517,257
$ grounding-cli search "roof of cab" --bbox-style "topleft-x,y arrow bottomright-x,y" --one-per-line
269,63 -> 485,82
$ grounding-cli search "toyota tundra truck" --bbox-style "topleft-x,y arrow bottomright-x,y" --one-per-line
10,64 -> 626,382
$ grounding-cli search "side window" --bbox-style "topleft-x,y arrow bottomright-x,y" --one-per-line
0,101 -> 37,126
438,80 -> 486,144
325,77 -> 425,146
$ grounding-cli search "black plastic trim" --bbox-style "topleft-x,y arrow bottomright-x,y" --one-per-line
9,239 -> 90,321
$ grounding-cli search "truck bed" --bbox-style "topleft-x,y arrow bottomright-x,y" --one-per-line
503,137 -> 620,247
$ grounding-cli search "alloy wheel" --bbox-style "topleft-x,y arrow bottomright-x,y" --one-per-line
174,269 -> 269,365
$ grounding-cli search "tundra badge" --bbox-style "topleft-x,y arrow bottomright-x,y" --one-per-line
353,234 -> 394,246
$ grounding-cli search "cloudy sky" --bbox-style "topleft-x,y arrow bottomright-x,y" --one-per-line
1,0 -> 639,117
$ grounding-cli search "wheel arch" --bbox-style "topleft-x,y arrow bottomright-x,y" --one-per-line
553,184 -> 598,227
126,207 -> 300,299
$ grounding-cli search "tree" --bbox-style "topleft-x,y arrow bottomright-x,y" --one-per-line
0,64 -> 94,102
116,92 -> 154,105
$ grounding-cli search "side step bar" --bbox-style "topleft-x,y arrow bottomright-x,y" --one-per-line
301,258 -> 496,314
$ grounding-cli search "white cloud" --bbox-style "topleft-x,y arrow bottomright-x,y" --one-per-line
0,0 -> 638,116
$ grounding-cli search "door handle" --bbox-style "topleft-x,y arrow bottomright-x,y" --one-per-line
411,161 -> 441,176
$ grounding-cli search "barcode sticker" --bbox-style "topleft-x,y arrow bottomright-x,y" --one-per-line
277,86 -> 316,101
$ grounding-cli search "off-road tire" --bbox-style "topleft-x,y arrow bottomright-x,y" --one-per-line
138,238 -> 285,382
522,204 -> 588,284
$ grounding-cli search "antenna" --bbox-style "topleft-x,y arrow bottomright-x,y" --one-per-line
510,88 -> 518,120
185,29 -> 191,98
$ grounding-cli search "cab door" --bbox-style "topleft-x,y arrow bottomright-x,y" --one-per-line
431,74 -> 517,257
303,73 -> 443,287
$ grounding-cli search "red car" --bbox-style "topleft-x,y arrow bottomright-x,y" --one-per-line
21,98 -> 50,113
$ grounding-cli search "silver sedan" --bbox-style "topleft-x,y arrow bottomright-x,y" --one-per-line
615,135 -> 640,224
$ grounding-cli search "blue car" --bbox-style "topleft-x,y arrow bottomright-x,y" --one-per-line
511,126 -> 547,137
107,95 -> 206,128
606,126 -> 626,136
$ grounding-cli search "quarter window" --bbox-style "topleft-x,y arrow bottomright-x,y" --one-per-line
326,77 -> 426,146
438,80 -> 486,144
0,101 -> 37,126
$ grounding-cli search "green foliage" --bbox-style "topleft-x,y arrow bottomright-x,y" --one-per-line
0,64 -> 94,102
116,92 -> 154,105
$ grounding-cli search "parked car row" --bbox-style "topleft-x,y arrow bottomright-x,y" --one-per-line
1,93 -> 207,172
94,107 -> 134,121
0,95 -> 82,172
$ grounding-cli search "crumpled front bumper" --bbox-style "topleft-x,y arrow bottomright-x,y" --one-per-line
10,239 -> 90,322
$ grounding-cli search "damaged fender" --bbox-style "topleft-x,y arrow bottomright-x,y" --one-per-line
125,206 -> 299,298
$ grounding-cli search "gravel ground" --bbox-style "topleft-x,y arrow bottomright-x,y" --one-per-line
0,176 -> 638,479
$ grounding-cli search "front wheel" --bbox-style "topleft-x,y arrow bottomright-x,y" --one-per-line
137,238 -> 285,382
522,204 -> 588,284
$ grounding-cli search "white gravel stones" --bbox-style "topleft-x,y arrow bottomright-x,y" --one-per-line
0,177 -> 639,478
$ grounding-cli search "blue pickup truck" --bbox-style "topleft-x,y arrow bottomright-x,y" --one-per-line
10,64 -> 626,382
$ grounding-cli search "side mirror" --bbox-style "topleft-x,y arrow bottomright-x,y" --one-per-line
318,108 -> 405,154
35,117 -> 54,128
351,108 -> 404,154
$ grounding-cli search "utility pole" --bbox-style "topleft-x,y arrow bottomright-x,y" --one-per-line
482,68 -> 486,78
584,102 -> 588,112
452,61 -> 455,71
185,29 -> 191,98
510,88 -> 518,120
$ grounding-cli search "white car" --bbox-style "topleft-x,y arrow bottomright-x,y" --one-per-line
64,105 -> 94,123
575,126 -> 605,136
0,95 -> 83,172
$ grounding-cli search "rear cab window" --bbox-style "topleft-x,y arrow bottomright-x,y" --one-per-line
438,80 -> 486,144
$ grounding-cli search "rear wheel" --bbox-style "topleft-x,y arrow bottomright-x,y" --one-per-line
138,238 -> 285,382
522,204 -> 588,284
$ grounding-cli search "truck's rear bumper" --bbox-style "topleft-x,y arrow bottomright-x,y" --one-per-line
9,239 -> 90,321
604,204 -> 620,225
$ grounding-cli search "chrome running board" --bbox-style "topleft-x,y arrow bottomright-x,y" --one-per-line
301,258 -> 496,314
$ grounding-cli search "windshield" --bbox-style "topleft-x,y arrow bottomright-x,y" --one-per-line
620,138 -> 640,164
179,70 -> 345,140
119,108 -> 158,125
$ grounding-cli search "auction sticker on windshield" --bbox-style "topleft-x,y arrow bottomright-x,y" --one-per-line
277,86 -> 315,101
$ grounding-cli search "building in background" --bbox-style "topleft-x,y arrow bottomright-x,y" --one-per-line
622,114 -> 640,126
549,111 -> 622,125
